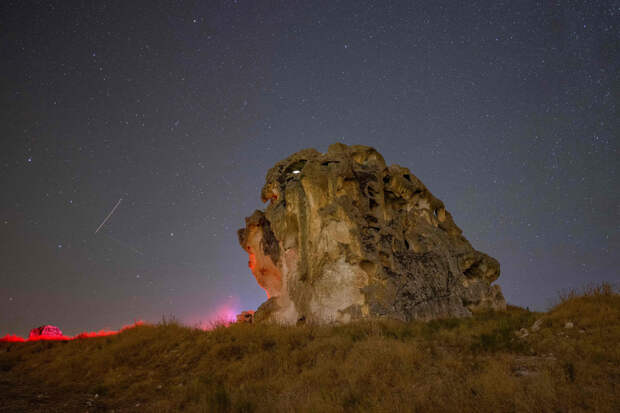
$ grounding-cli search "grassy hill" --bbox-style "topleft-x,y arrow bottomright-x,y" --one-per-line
1,284 -> 618,412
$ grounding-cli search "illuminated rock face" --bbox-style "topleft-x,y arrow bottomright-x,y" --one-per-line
29,325 -> 63,339
238,143 -> 505,325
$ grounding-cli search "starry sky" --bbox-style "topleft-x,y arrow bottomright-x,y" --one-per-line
1,1 -> 618,336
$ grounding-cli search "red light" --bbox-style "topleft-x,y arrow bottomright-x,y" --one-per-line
0,321 -> 144,343
248,252 -> 256,270
0,334 -> 26,343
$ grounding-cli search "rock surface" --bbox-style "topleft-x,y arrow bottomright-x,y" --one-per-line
28,325 -> 63,339
236,311 -> 255,324
238,143 -> 505,324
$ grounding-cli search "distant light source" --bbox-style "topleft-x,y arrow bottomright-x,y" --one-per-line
292,170 -> 301,174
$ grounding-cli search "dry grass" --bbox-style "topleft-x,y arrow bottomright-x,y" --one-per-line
1,284 -> 618,412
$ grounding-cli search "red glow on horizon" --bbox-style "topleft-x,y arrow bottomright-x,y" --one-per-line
1,298 -> 248,343
0,321 -> 145,343
201,303 -> 238,329
189,296 -> 240,330
1,334 -> 26,343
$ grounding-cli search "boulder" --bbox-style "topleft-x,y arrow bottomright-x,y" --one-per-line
236,310 -> 255,324
28,325 -> 63,339
238,143 -> 505,324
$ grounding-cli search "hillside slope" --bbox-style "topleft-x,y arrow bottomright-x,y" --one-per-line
1,286 -> 618,412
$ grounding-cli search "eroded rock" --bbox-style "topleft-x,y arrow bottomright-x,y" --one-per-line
238,143 -> 505,324
28,325 -> 63,339
236,310 -> 255,324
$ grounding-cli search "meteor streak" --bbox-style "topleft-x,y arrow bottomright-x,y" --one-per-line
95,198 -> 123,234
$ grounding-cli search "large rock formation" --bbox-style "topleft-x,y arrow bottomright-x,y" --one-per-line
238,143 -> 505,324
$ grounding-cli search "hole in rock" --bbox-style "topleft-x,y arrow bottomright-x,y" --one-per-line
360,260 -> 376,275
463,260 -> 482,278
284,160 -> 307,175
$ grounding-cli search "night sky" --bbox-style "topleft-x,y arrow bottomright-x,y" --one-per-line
1,1 -> 618,336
